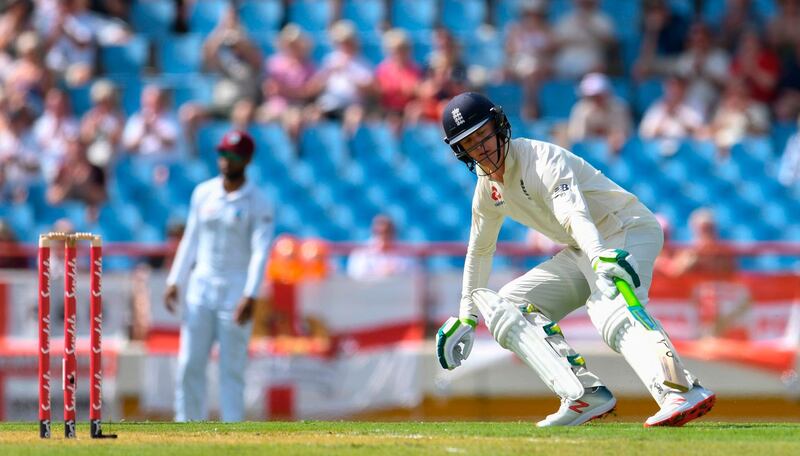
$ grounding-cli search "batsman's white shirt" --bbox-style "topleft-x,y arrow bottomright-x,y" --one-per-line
167,176 -> 273,422
460,138 -> 660,321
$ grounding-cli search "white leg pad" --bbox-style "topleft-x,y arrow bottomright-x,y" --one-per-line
586,291 -> 694,402
471,288 -> 585,401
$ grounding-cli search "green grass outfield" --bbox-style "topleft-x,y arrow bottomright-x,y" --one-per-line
1,421 -> 799,455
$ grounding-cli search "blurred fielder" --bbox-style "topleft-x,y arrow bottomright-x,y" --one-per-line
435,92 -> 715,427
165,130 -> 273,421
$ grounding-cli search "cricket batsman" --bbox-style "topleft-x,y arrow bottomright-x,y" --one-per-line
435,92 -> 716,427
164,130 -> 273,421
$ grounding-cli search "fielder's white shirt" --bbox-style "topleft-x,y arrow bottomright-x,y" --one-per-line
460,138 -> 654,320
167,176 -> 273,298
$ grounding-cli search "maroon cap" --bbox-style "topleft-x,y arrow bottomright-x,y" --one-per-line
216,130 -> 255,157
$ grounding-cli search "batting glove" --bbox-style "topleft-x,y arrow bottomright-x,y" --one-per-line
436,316 -> 476,370
591,249 -> 641,299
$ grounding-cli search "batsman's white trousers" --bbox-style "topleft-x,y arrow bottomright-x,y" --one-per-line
175,273 -> 252,422
499,216 -> 663,324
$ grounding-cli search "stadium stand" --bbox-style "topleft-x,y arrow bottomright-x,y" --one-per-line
0,0 -> 796,273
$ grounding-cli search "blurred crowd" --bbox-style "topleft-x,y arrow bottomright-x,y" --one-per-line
0,0 -> 799,242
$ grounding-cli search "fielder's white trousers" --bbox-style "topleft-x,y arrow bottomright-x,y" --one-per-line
175,273 -> 252,422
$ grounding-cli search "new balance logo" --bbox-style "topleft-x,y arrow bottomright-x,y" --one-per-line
452,108 -> 464,126
569,400 -> 591,413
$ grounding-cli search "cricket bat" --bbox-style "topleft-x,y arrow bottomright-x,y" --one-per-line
614,278 -> 691,392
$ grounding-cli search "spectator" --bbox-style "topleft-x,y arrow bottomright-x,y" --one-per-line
730,29 -> 780,104
32,87 -> 79,181
503,0 -> 555,119
774,39 -> 800,121
709,78 -> 769,153
0,218 -> 28,268
652,213 -> 678,277
639,75 -> 704,150
128,262 -> 151,341
79,78 -> 124,168
90,0 -> 130,23
347,215 -> 415,280
202,6 -> 262,118
257,24 -> 315,140
122,85 -> 182,161
39,0 -> 99,86
718,0 -> 764,53
405,28 -> 469,123
767,0 -> 800,55
672,208 -> 737,279
0,1 -> 34,53
4,31 -> 52,113
45,135 -> 107,212
673,22 -> 730,118
552,0 -> 616,79
567,72 -> 632,152
306,20 -> 374,133
181,6 -> 263,150
0,105 -> 39,202
634,0 -> 690,80
778,114 -> 800,189
375,28 -> 421,134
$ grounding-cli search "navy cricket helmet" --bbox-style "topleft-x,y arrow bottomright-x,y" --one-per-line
442,92 -> 510,173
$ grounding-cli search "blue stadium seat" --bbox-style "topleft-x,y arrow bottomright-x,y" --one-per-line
106,77 -> 143,115
0,204 -> 35,238
168,75 -> 216,107
463,29 -> 504,72
403,30 -> 432,67
288,0 -> 333,32
495,0 -> 521,29
401,123 -> 450,169
601,0 -> 641,39
249,123 -> 297,163
299,122 -> 349,169
131,0 -> 175,39
392,0 -> 437,31
309,32 -> 333,65
539,79 -> 577,120
619,34 -> 641,75
548,0 -> 572,22
441,0 -> 487,33
98,202 -> 141,236
189,0 -> 228,36
485,83 -> 524,120
239,0 -> 283,34
349,122 -> 401,163
136,223 -> 166,243
733,136 -> 774,162
342,0 -> 386,32
100,35 -> 149,76
572,140 -> 612,171
669,0 -> 694,17
706,0 -> 777,26
196,121 -> 232,173
158,34 -> 203,74
359,31 -> 385,65
635,79 -> 664,116
610,77 -> 633,105
67,84 -> 93,117
772,122 -> 797,155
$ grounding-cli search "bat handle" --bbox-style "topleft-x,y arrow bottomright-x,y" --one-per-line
613,277 -> 657,330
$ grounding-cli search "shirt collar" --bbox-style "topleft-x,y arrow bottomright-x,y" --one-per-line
215,176 -> 253,200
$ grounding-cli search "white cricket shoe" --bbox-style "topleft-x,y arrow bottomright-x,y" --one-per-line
536,386 -> 617,427
644,384 -> 716,427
